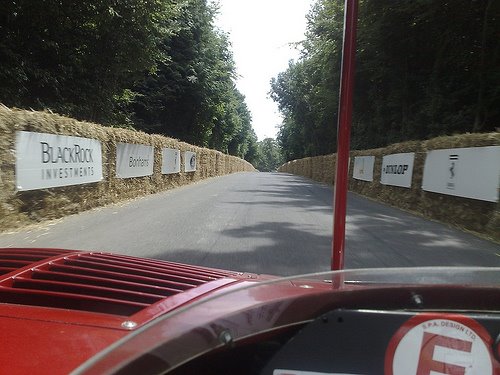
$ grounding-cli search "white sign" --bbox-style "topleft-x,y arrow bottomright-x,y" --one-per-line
422,146 -> 499,202
184,151 -> 197,172
352,156 -> 375,182
161,148 -> 180,174
116,143 -> 154,178
16,131 -> 103,191
380,153 -> 415,188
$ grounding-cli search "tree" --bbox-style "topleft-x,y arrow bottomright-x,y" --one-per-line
0,0 -> 259,160
0,0 -> 178,124
270,0 -> 500,160
129,0 -> 257,156
254,138 -> 284,172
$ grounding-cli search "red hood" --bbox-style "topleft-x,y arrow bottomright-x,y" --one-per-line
2,249 -> 498,375
0,248 -> 264,375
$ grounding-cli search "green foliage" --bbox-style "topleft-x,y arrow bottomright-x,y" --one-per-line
254,138 -> 284,172
0,0 -> 257,162
271,0 -> 500,161
0,0 -> 177,123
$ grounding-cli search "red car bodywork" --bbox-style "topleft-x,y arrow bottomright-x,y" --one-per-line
1,248 -> 499,374
0,248 -> 270,374
4,2 -> 498,373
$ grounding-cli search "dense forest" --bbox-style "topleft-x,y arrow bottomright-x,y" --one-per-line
2,1 -> 498,166
271,0 -> 499,161
0,0 -> 258,164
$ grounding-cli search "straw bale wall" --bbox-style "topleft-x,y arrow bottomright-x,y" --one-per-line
279,133 -> 499,241
0,107 -> 255,231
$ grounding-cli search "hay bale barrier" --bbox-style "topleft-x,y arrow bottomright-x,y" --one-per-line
0,107 -> 255,231
278,133 -> 500,242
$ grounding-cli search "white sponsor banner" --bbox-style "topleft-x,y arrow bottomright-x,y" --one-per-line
161,148 -> 180,174
116,143 -> 154,178
184,151 -> 197,172
16,131 -> 103,191
422,146 -> 499,202
353,156 -> 375,182
380,153 -> 415,188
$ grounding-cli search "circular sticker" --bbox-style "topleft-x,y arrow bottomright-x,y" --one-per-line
385,314 -> 494,375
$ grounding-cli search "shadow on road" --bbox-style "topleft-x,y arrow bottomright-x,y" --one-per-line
152,174 -> 500,275
2,172 -> 497,275
231,173 -> 333,214
343,194 -> 500,269
152,221 -> 332,276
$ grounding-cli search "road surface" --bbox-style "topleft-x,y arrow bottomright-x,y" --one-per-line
0,172 -> 498,275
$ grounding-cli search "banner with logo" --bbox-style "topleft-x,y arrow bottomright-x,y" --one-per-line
353,156 -> 375,182
116,143 -> 154,178
161,148 -> 180,174
184,151 -> 197,172
380,153 -> 415,188
15,131 -> 103,191
422,146 -> 499,202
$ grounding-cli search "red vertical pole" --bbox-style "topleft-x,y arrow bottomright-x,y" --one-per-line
331,0 -> 358,271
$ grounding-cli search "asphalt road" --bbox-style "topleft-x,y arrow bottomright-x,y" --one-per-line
0,172 -> 499,275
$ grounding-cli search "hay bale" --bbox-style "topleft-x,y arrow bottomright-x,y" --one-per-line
279,133 -> 499,240
0,106 -> 255,232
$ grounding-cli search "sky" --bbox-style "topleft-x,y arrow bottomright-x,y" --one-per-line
212,0 -> 315,141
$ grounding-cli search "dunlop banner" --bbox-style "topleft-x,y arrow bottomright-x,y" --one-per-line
116,143 -> 154,178
380,153 -> 415,188
16,131 -> 103,191
422,146 -> 500,202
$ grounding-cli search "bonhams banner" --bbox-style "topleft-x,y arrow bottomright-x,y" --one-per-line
116,143 -> 154,178
184,151 -> 197,172
353,156 -> 375,182
16,131 -> 103,191
380,153 -> 415,188
161,148 -> 180,174
422,146 -> 500,202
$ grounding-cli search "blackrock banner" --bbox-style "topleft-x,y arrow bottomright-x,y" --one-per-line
380,152 -> 415,188
16,131 -> 103,191
161,148 -> 180,174
184,151 -> 197,172
422,146 -> 500,202
353,156 -> 375,182
116,143 -> 154,178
